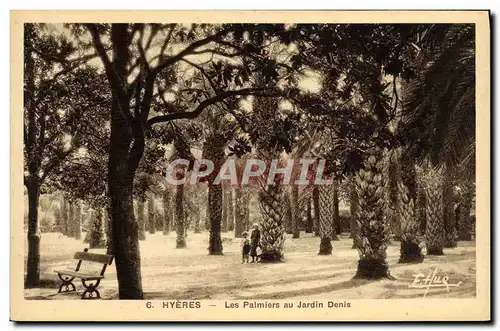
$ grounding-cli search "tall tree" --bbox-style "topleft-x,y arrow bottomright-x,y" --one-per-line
23,24 -> 101,287
81,23 -> 298,298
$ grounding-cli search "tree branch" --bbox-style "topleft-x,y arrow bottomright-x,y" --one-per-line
152,27 -> 231,76
85,24 -> 126,99
146,87 -> 278,127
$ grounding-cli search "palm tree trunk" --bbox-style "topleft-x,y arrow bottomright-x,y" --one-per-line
318,185 -> 334,255
162,187 -> 171,235
424,168 -> 445,255
313,186 -> 320,237
333,181 -> 341,236
208,183 -> 223,255
258,183 -> 286,262
417,186 -> 427,235
354,154 -> 392,279
349,181 -> 360,249
234,186 -> 248,238
306,197 -> 313,233
291,185 -> 300,238
221,185 -> 228,233
398,182 -> 424,263
443,168 -> 457,248
226,186 -> 234,231
285,192 -> 293,234
458,182 -> 474,240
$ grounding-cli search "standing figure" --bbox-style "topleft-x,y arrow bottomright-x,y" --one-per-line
250,223 -> 261,263
241,232 -> 250,263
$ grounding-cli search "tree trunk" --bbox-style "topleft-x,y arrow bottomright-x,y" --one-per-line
162,187 -> 171,235
25,180 -> 41,288
74,202 -> 82,240
353,153 -> 392,279
443,169 -> 457,248
333,181 -> 341,236
312,186 -> 320,237
108,122 -> 143,298
234,186 -> 247,238
137,199 -> 146,240
417,186 -> 427,235
226,186 -> 234,231
175,184 -> 186,248
147,195 -> 156,235
89,208 -> 105,249
285,192 -> 293,235
258,184 -> 286,262
104,203 -> 113,254
221,186 -> 228,233
349,182 -> 360,249
458,182 -> 474,241
398,182 -> 424,263
208,183 -> 223,255
61,198 -> 69,236
306,197 -> 313,233
107,24 -> 144,299
204,196 -> 210,231
291,185 -> 300,238
424,168 -> 445,255
318,185 -> 334,255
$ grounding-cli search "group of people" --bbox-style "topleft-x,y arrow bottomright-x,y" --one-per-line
241,223 -> 261,263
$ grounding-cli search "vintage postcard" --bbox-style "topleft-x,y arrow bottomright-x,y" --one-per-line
11,10 -> 490,321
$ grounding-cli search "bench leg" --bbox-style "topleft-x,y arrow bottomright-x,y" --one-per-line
81,279 -> 101,300
57,274 -> 76,293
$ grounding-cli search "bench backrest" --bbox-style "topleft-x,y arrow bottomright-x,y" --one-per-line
73,248 -> 114,276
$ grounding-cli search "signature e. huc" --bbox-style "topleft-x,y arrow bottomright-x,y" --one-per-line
409,266 -> 463,297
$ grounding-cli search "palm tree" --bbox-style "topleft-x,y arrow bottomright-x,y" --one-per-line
402,25 -> 475,252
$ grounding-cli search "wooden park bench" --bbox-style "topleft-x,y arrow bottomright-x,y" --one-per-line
54,248 -> 113,299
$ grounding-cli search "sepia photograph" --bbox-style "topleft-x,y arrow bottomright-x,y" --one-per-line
10,10 -> 490,321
